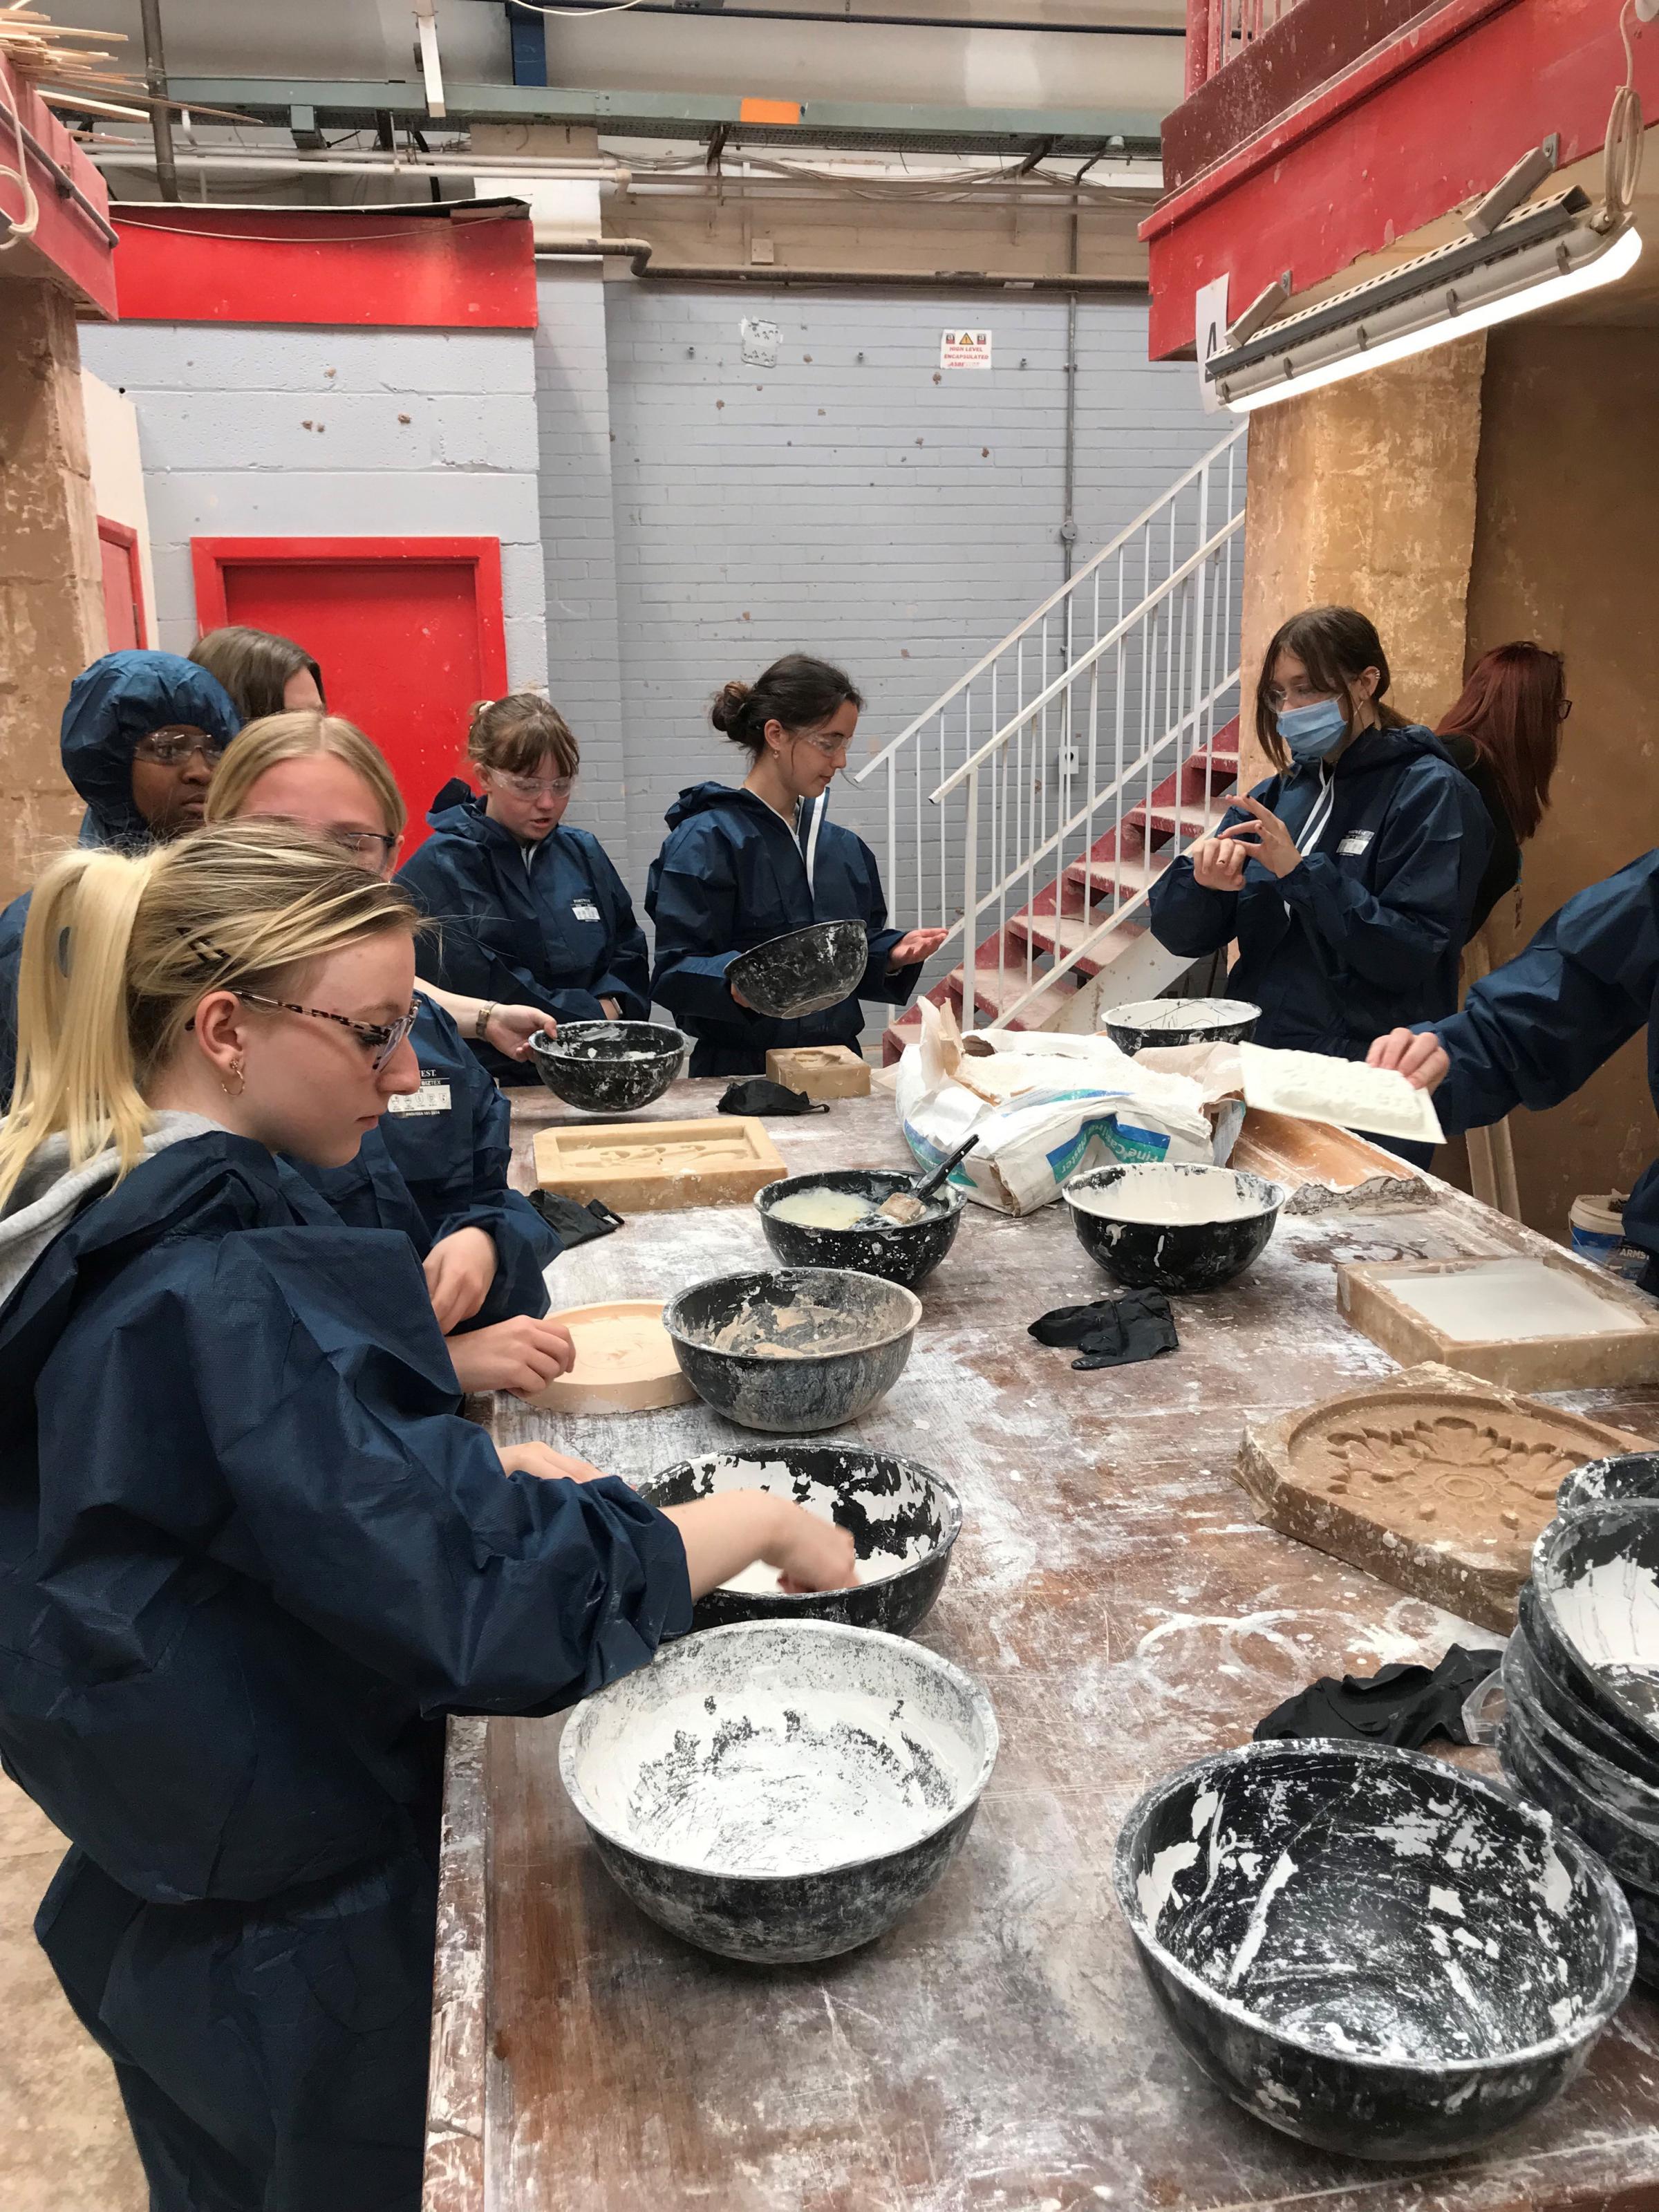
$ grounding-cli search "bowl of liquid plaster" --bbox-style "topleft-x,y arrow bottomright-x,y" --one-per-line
663,1266 -> 923,1434
636,1443 -> 962,1635
1104,996 -> 1262,1056
1064,1161 -> 1288,1294
756,1168 -> 966,1288
1116,1738 -> 1635,2159
560,1618 -> 998,1963
1530,1500 -> 1659,1764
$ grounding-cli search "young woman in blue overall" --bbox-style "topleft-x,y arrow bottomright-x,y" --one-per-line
0,823 -> 854,2212
190,624 -> 557,1077
1148,605 -> 1492,1165
205,710 -> 572,1398
397,694 -> 650,1085
646,655 -> 949,1078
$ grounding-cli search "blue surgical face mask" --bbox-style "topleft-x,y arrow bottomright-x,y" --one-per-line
1276,696 -> 1349,764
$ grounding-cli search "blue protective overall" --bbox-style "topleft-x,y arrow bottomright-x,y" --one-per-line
396,797 -> 650,1085
644,782 -> 921,1078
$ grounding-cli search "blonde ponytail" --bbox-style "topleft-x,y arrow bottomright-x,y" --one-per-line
0,821 -> 418,1212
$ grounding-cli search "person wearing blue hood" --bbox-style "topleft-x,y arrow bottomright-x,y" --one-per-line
1147,605 -> 1492,1162
0,650 -> 241,1097
205,709 -> 570,1397
646,655 -> 949,1078
1370,850 -> 1659,1284
0,823 -> 854,2212
396,693 -> 650,1085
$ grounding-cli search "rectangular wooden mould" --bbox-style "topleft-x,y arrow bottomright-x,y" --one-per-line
532,1115 -> 786,1213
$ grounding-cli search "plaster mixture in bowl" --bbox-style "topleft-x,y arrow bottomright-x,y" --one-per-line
767,1188 -> 886,1232
709,1298 -> 891,1359
1068,1165 -> 1268,1226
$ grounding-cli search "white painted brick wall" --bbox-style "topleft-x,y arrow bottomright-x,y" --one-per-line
76,322 -> 548,692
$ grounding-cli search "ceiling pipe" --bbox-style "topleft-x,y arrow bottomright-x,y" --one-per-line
533,239 -> 1144,291
88,145 -> 628,182
514,0 -> 1183,27
136,0 -> 178,200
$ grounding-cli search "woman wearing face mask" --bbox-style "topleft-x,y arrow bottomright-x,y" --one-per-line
0,823 -> 854,2212
396,695 -> 650,1085
1147,606 -> 1491,1158
0,650 -> 241,1103
647,654 -> 948,1078
206,711 -> 569,1398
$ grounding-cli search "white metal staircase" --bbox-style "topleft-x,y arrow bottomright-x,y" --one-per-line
856,425 -> 1250,1062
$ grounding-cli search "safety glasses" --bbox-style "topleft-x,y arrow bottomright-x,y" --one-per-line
493,771 -> 577,799
133,727 -> 229,768
237,991 -> 420,1072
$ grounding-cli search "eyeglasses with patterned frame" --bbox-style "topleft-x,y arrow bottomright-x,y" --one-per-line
235,991 -> 420,1072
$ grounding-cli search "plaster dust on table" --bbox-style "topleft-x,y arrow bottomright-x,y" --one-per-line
1386,1257 -> 1649,1342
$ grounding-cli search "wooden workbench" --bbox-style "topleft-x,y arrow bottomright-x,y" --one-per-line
424,1080 -> 1659,2212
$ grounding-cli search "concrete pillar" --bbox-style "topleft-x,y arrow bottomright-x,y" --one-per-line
0,278 -> 105,903
1236,333 -> 1487,782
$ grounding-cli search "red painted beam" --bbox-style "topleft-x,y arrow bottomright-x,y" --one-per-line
112,205 -> 537,330
0,56 -> 118,318
1142,0 -> 1658,359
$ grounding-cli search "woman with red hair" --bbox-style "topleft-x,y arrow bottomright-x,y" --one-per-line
1436,641 -> 1570,934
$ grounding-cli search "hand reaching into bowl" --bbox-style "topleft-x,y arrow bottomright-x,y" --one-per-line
662,1492 -> 858,1600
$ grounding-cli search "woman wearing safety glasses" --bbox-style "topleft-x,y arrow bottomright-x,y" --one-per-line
646,654 -> 948,1077
396,694 -> 650,1085
0,649 -> 242,1104
206,712 -> 570,1400
1147,605 -> 1492,1164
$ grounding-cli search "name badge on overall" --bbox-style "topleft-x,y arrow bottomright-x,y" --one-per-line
387,1072 -> 453,1116
572,899 -> 601,923
1338,831 -> 1374,856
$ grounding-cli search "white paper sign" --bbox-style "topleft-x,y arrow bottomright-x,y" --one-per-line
1194,275 -> 1230,415
740,316 -> 780,368
940,328 -> 993,371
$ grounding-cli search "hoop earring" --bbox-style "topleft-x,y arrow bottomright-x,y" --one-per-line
221,1056 -> 247,1099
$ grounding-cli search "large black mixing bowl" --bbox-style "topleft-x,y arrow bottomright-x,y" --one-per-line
527,1020 -> 686,1112
1115,1739 -> 1635,2161
663,1266 -> 921,1434
636,1443 -> 960,1635
1515,1589 -> 1659,1791
729,920 -> 868,1020
1557,1452 -> 1659,1520
1065,1162 -> 1286,1294
1530,1501 -> 1659,1763
756,1169 -> 964,1288
1104,996 -> 1262,1055
559,1619 -> 997,1964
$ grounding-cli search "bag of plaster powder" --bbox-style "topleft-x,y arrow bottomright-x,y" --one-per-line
892,1000 -> 1227,1217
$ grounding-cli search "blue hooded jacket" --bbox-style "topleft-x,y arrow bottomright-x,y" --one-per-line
0,652 -> 241,1091
0,1130 -> 689,1909
645,782 -> 920,1077
1425,850 -> 1659,1265
1147,725 -> 1492,1060
396,797 -> 650,1085
285,995 -> 559,1318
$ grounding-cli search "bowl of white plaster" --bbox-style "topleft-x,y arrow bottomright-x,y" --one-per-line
1530,1501 -> 1659,1763
560,1619 -> 998,1964
635,1443 -> 962,1636
1104,996 -> 1262,1056
664,1266 -> 923,1434
1064,1161 -> 1288,1294
1115,1739 -> 1634,2159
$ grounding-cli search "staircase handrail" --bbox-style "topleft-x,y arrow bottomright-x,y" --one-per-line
852,422 -> 1247,787
929,506 -> 1246,805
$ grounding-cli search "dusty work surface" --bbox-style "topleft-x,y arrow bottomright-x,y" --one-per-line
426,1081 -> 1659,2212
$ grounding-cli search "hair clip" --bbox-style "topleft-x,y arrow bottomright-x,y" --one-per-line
176,925 -> 231,968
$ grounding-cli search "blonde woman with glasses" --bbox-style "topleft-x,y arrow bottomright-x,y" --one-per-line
0,822 -> 854,2212
396,693 -> 650,1084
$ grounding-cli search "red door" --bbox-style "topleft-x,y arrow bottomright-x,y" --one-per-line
191,537 -> 509,856
97,517 -> 147,649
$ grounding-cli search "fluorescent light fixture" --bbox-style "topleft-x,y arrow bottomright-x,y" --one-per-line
1210,191 -> 1642,415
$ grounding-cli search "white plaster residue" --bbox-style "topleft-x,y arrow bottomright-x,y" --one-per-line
1430,1885 -> 1465,1919
1226,1850 -> 1297,1987
1373,1808 -> 1441,1858
1539,1846 -> 1574,1916
1069,1165 -> 1267,1226
1550,1551 -> 1659,1671
720,1551 -> 905,1595
1188,1787 -> 1219,1840
1387,1257 -> 1646,1344
1136,1840 -> 1201,1927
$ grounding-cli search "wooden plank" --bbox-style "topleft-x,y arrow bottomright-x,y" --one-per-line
431,1078 -> 1659,2212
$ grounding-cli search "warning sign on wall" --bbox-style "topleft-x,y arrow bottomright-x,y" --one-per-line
939,328 -> 993,371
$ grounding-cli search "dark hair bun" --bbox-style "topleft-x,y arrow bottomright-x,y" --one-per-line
710,679 -> 753,735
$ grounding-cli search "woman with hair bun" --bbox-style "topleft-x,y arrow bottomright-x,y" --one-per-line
647,654 -> 948,1076
1148,604 -> 1492,1160
397,694 -> 649,1084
